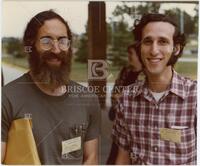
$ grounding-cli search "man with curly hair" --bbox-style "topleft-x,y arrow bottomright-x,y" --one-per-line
112,13 -> 197,165
2,10 -> 100,165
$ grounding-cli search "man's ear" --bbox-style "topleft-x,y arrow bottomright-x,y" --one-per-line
173,44 -> 181,56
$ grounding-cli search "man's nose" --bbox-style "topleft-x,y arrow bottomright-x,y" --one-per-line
51,41 -> 61,54
150,42 -> 159,56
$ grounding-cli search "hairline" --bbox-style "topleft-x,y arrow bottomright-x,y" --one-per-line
35,18 -> 69,40
141,21 -> 177,43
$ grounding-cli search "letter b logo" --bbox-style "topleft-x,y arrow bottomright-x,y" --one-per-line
88,60 -> 108,80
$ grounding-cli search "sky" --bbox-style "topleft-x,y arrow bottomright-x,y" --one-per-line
2,1 -> 198,38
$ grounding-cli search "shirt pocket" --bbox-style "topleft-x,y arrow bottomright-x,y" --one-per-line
62,122 -> 89,161
162,127 -> 196,164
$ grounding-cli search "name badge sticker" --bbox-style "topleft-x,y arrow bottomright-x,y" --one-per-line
160,128 -> 181,143
62,136 -> 81,155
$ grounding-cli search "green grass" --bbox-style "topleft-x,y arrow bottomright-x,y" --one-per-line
174,61 -> 197,80
2,56 -> 29,68
71,62 -> 87,82
2,56 -> 197,82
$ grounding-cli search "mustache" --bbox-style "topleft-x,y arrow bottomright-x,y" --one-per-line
41,51 -> 67,61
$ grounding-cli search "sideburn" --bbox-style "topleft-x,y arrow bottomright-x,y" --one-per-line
166,52 -> 177,67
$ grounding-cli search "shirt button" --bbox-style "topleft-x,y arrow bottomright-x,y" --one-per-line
154,125 -> 158,129
153,146 -> 159,152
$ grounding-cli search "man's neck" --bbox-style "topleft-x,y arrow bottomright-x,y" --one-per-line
146,66 -> 173,93
29,72 -> 67,96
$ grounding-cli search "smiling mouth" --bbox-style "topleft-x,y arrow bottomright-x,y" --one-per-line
48,57 -> 60,61
147,58 -> 162,63
46,57 -> 61,65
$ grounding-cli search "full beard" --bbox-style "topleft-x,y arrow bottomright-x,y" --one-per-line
29,48 -> 72,89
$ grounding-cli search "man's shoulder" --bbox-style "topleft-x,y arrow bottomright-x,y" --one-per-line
67,80 -> 99,98
173,72 -> 197,99
67,80 -> 100,112
176,73 -> 197,90
68,80 -> 86,89
67,80 -> 89,93
3,73 -> 29,93
122,79 -> 144,97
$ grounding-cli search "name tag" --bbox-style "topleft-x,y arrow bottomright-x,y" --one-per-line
160,128 -> 181,143
62,136 -> 81,155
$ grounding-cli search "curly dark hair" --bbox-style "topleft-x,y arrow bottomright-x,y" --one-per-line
23,9 -> 72,52
23,9 -> 73,77
132,13 -> 186,66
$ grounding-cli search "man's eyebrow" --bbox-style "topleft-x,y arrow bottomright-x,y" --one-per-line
40,35 -> 53,39
142,36 -> 170,40
39,36 -> 68,39
159,36 -> 170,41
58,36 -> 68,40
142,36 -> 152,40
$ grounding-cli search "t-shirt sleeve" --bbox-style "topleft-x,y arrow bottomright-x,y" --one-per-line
2,90 -> 13,142
85,94 -> 101,141
112,98 -> 130,151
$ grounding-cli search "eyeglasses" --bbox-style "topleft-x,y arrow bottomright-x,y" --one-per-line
39,37 -> 71,51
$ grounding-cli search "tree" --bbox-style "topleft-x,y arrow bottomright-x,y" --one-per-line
3,37 -> 25,58
108,20 -> 132,66
164,8 -> 196,36
193,4 -> 199,34
135,2 -> 160,16
112,2 -> 161,19
75,32 -> 88,63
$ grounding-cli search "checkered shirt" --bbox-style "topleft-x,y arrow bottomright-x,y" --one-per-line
112,70 -> 197,165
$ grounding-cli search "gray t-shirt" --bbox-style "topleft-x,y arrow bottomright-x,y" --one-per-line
2,73 -> 100,165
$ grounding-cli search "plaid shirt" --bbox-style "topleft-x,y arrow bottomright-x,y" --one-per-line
111,65 -> 141,107
112,70 -> 197,165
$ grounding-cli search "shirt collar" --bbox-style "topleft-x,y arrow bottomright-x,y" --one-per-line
169,70 -> 187,99
133,69 -> 187,100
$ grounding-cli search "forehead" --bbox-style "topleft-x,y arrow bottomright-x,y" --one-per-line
142,21 -> 175,40
37,18 -> 68,38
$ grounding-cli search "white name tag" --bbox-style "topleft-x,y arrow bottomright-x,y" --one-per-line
62,136 -> 81,155
171,125 -> 188,130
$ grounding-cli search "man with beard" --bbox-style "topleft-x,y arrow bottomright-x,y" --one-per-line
112,13 -> 197,165
2,10 -> 100,165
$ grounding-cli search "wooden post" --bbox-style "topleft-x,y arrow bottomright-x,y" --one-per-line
88,2 -> 107,108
